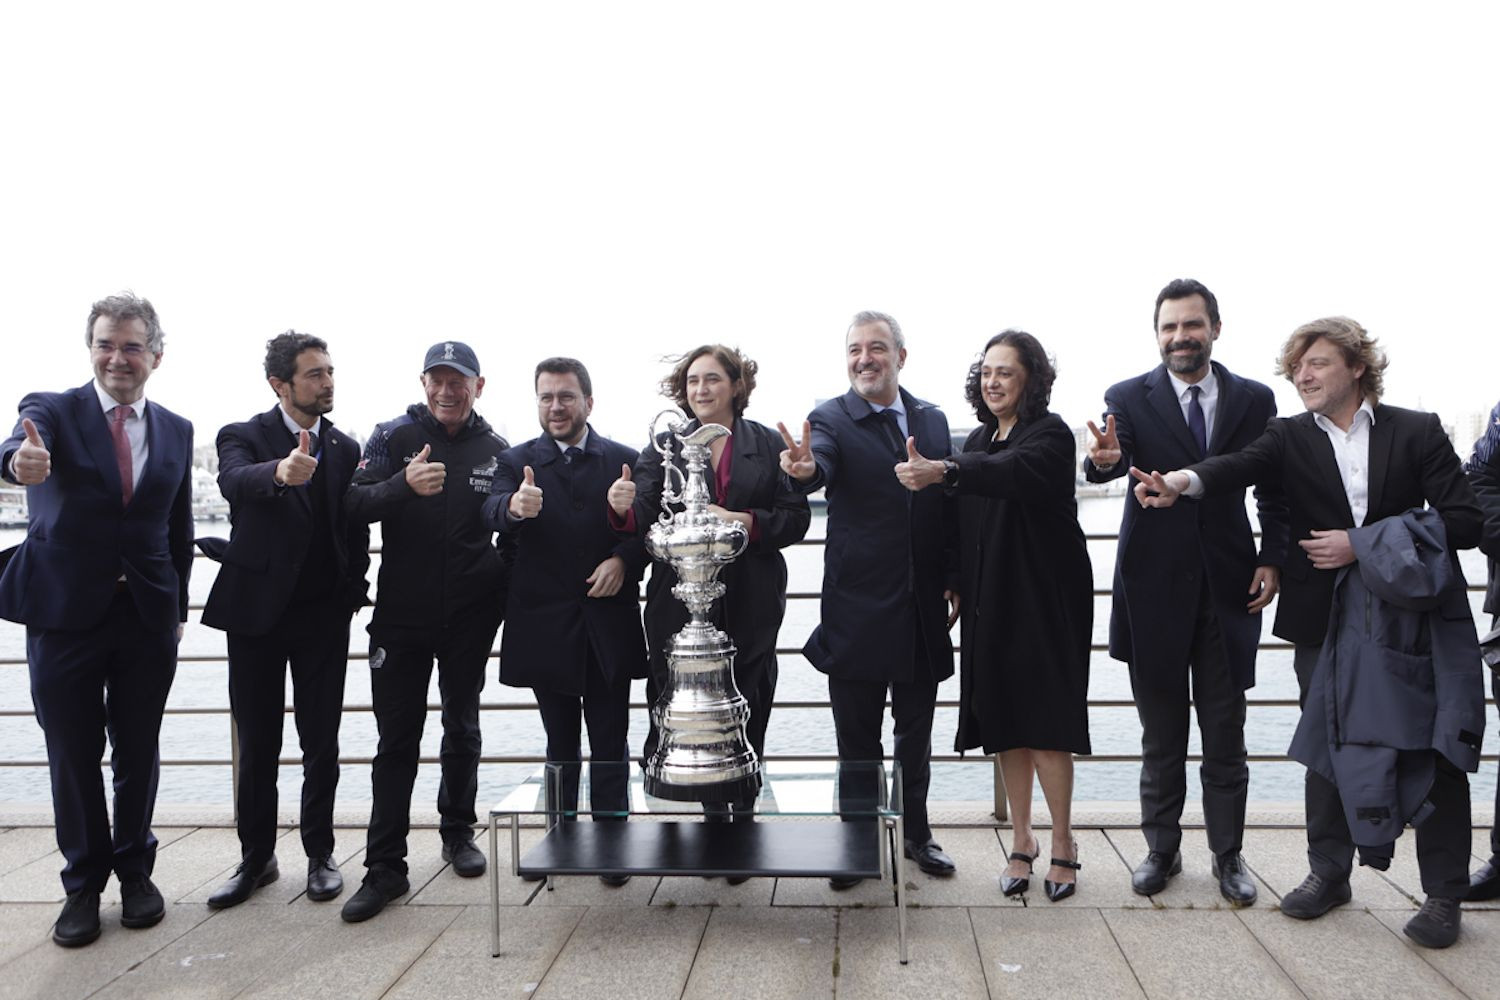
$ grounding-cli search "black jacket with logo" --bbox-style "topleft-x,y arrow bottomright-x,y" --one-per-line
347,404 -> 511,632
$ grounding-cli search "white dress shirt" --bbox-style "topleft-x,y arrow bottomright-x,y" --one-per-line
1311,399 -> 1375,528
94,380 -> 148,492
278,406 -> 324,447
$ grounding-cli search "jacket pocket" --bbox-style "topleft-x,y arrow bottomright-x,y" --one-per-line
1338,643 -> 1435,749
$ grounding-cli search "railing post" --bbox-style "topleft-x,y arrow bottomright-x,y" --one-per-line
229,714 -> 240,823
991,754 -> 1007,822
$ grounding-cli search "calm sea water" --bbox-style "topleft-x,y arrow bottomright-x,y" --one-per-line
0,499 -> 1493,810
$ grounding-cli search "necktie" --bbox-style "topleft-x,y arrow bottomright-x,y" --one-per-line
110,405 -> 134,505
877,409 -> 905,460
307,430 -> 320,456
564,446 -> 582,465
1187,385 -> 1208,457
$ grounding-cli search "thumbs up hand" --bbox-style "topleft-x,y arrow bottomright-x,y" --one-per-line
894,435 -> 946,492
607,463 -> 635,517
11,418 -> 51,485
276,429 -> 320,487
509,464 -> 543,518
405,443 -> 447,496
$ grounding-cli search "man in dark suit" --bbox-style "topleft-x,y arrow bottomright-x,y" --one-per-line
779,310 -> 960,883
1463,400 -> 1500,900
198,332 -> 369,908
0,293 -> 193,947
1083,278 -> 1288,905
483,357 -> 647,885
1132,315 -> 1482,948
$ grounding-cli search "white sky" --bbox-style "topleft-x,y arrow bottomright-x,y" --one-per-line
2,2 -> 1496,453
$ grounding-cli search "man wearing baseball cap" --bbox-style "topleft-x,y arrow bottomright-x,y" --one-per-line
341,341 -> 513,922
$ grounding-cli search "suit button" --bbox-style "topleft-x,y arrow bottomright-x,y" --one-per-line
574,501 -> 584,511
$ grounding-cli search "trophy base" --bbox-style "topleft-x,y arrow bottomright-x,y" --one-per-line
644,766 -> 762,804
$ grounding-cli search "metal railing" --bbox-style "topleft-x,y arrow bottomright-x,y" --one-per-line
0,534 -> 1493,823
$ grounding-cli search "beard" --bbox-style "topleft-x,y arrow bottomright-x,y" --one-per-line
1160,341 -> 1207,375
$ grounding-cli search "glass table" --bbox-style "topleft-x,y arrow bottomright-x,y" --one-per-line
488,760 -> 909,962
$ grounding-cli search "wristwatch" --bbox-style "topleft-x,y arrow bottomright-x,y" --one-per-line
942,459 -> 960,488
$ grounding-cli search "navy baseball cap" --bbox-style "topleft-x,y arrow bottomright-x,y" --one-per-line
423,341 -> 480,378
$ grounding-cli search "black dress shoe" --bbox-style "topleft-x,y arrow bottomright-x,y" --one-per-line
53,889 -> 101,948
207,857 -> 279,910
340,870 -> 410,923
441,837 -> 487,878
1131,850 -> 1182,896
1044,842 -> 1081,902
1278,872 -> 1351,919
828,876 -> 864,890
1404,895 -> 1462,948
1469,855 -> 1500,901
598,874 -> 632,887
1001,836 -> 1039,897
306,856 -> 343,902
904,839 -> 957,877
119,874 -> 165,928
1212,853 -> 1258,907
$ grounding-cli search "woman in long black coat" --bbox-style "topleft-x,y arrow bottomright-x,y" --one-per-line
611,345 -> 811,813
899,329 -> 1092,900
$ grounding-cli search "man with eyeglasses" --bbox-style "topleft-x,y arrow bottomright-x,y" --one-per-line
482,358 -> 647,884
340,341 -> 512,923
0,293 -> 194,947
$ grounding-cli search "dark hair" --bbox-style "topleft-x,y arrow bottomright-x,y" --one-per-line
86,291 -> 164,354
964,330 -> 1056,426
1153,278 -> 1220,331
534,357 -> 593,398
264,331 -> 329,382
659,345 -> 758,418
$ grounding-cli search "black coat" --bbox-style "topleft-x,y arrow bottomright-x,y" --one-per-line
1465,401 -> 1500,616
1193,404 -> 1482,646
632,417 -> 811,694
200,407 -> 369,635
952,414 -> 1092,754
484,429 -> 648,695
798,388 -> 958,683
1084,362 -> 1289,690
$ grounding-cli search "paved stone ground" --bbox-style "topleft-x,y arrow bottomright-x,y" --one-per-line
2,821 -> 1499,1000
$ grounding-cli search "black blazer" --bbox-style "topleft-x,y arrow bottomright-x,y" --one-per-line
1193,403 -> 1482,646
1465,405 -> 1500,616
484,428 -> 648,696
200,407 -> 369,635
1084,362 -> 1288,690
798,387 -> 958,684
0,384 -> 194,632
632,417 -> 811,683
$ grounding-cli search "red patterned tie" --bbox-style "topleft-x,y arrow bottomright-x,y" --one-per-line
110,405 -> 134,505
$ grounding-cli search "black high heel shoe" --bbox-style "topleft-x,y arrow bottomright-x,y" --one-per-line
1044,840 -> 1081,902
1001,836 -> 1039,897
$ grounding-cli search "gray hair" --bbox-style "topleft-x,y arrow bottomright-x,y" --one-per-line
848,310 -> 904,351
85,291 -> 164,355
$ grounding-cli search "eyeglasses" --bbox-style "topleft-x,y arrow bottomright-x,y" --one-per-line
537,392 -> 581,407
92,341 -> 149,358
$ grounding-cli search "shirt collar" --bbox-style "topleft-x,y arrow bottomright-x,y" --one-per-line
278,406 -> 323,440
93,380 -> 146,419
554,428 -> 589,453
1167,368 -> 1217,403
1312,397 -> 1376,435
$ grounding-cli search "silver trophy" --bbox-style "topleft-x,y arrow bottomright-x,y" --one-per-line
642,410 -> 762,802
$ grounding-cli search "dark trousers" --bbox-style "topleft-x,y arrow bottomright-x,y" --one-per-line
226,597 -> 352,866
1130,580 -> 1248,859
1490,615 -> 1500,858
28,590 -> 178,894
826,632 -> 938,844
364,614 -> 498,875
533,647 -> 631,817
1294,643 -> 1472,897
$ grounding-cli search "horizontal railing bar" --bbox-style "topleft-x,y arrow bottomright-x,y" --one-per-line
5,752 -> 1500,769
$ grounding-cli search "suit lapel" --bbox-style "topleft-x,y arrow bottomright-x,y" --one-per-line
1366,405 -> 1395,520
1294,412 -> 1357,526
1145,368 -> 1202,460
318,419 -> 348,514
74,386 -> 126,506
724,417 -> 762,510
1207,365 -> 1247,456
260,408 -> 312,512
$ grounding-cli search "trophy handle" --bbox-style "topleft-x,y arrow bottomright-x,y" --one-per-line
649,408 -> 690,512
